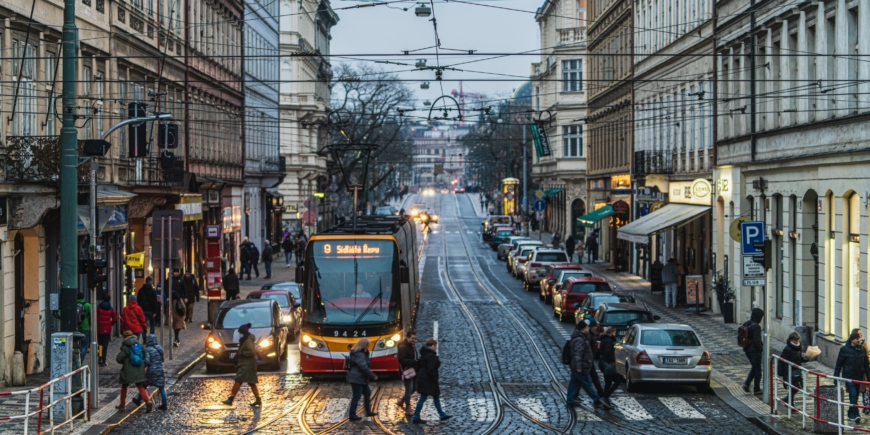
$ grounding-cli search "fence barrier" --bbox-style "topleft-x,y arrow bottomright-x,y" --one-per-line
0,365 -> 90,435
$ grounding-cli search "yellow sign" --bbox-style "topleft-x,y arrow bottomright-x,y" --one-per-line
313,192 -> 325,199
325,244 -> 382,255
125,252 -> 145,268
730,217 -> 751,242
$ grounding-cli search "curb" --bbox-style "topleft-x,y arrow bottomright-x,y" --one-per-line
710,379 -> 801,435
82,353 -> 206,435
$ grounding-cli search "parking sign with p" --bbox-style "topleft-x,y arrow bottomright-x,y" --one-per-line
740,221 -> 765,255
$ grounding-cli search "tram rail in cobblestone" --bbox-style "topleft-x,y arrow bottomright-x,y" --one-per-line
241,386 -> 319,435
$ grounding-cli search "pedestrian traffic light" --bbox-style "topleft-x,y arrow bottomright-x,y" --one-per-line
88,259 -> 108,289
124,266 -> 133,291
751,240 -> 772,270
79,259 -> 92,275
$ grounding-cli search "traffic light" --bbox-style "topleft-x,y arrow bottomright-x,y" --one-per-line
158,123 -> 179,148
751,240 -> 772,270
88,259 -> 108,289
128,102 -> 148,157
124,266 -> 134,291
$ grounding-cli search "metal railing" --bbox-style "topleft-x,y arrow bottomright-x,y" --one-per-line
0,365 -> 91,434
771,354 -> 870,434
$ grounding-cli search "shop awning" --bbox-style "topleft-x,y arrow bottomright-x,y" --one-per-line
544,188 -> 564,197
576,205 -> 614,228
96,187 -> 137,204
617,204 -> 710,243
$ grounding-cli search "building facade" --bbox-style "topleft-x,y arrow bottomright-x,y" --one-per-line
530,0 -> 588,238
410,123 -> 469,188
713,0 -> 870,364
278,0 -> 337,234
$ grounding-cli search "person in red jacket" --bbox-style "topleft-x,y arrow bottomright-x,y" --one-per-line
96,294 -> 118,366
120,296 -> 147,341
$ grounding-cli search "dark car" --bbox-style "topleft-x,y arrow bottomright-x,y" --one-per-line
552,277 -> 613,322
247,289 -> 302,338
574,293 -> 639,322
204,299 -> 289,373
261,282 -> 303,306
586,302 -> 660,339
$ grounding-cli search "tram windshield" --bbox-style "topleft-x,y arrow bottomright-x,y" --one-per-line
306,239 -> 400,326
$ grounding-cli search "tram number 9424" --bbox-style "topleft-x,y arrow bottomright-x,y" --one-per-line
335,330 -> 367,337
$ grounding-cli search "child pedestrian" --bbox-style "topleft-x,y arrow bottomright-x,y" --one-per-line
115,331 -> 153,413
133,334 -> 168,410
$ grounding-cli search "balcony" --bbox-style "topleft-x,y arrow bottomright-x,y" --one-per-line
557,27 -> 586,46
634,150 -> 673,176
5,136 -> 61,183
118,157 -> 187,188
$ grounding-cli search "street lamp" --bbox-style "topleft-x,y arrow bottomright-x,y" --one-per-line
415,3 -> 431,17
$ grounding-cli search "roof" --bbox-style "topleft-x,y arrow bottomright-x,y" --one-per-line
550,264 -> 583,269
248,289 -> 291,295
565,276 -> 607,283
633,323 -> 694,331
600,302 -> 650,311
219,299 -> 273,309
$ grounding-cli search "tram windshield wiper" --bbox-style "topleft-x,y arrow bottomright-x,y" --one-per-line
348,289 -> 384,334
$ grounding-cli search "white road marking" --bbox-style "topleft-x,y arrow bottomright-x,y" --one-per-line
516,397 -> 548,422
659,397 -> 705,419
322,398 -> 351,423
466,398 -> 496,422
610,396 -> 654,420
467,231 -> 473,234
574,407 -> 603,421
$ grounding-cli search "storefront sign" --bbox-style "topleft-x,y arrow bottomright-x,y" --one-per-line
176,196 -> 203,221
612,200 -> 630,214
670,179 -> 713,206
206,225 -> 220,239
691,179 -> 712,199
285,203 -> 298,213
125,252 -> 145,268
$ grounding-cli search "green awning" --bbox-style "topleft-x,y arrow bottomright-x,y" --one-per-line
576,205 -> 614,228
544,188 -> 564,197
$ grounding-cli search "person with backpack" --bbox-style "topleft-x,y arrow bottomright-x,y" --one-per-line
262,241 -> 273,279
564,319 -> 612,409
282,236 -> 295,267
346,338 -> 378,421
76,292 -> 92,361
222,323 -> 262,407
412,339 -> 452,424
171,290 -> 186,347
295,232 -> 308,266
661,258 -> 680,308
565,233 -> 576,262
777,332 -> 808,407
396,331 -> 419,415
137,277 -> 159,335
115,330 -> 153,413
120,296 -> 147,341
223,268 -> 240,301
96,295 -> 117,366
598,327 -> 621,405
835,329 -> 870,423
585,316 -> 604,398
740,307 -> 765,394
133,334 -> 168,410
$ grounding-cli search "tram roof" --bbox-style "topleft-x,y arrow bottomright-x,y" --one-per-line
320,215 -> 412,235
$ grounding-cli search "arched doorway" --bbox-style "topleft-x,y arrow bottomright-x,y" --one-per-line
570,199 -> 586,239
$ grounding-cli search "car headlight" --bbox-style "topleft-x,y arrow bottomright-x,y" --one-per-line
258,338 -> 273,348
282,314 -> 293,324
207,335 -> 222,350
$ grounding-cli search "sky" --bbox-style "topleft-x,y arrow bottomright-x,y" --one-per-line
330,0 -> 540,112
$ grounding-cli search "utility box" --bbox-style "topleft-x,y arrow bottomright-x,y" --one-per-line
50,333 -> 73,420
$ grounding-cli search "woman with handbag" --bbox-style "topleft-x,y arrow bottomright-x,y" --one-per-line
222,323 -> 262,407
598,327 -> 621,405
778,332 -> 809,407
396,331 -> 419,415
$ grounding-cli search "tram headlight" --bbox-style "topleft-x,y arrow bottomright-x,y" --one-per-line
308,340 -> 319,349
302,334 -> 312,343
391,333 -> 402,342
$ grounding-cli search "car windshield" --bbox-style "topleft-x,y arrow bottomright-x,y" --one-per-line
497,230 -> 513,236
490,217 -> 510,225
374,207 -> 393,215
640,329 -> 701,346
305,239 -> 399,326
569,282 -> 611,293
519,249 -> 533,258
536,253 -> 568,262
558,272 -> 593,282
249,293 -> 289,308
215,305 -> 273,329
603,310 -> 654,325
271,283 -> 301,301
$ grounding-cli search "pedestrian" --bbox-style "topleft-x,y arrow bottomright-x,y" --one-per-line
248,243 -> 260,279
662,258 -> 680,308
777,332 -> 808,407
282,236 -> 295,267
565,319 -> 612,409
120,295 -> 147,341
76,292 -> 92,361
584,233 -> 597,263
397,331 -> 419,415
835,329 -> 870,423
346,338 -> 378,421
137,277 -> 159,335
96,294 -> 117,366
551,231 -> 562,249
262,241 -> 273,279
412,339 -> 452,423
134,334 -> 168,410
114,331 -> 153,413
222,323 -> 262,407
598,327 -> 621,405
585,316 -> 604,397
170,269 -> 185,301
182,271 -> 199,323
576,240 -> 585,265
223,268 -> 241,301
171,289 -> 186,347
740,307 -> 765,395
240,240 -> 251,279
565,233 -> 576,262
295,232 -> 307,266
856,329 -> 870,415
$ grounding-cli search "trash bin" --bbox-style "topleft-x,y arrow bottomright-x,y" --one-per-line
207,296 -> 224,326
814,385 -> 842,433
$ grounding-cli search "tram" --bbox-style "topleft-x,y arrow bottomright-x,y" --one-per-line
295,215 -> 420,374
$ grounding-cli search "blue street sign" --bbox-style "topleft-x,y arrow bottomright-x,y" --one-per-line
740,221 -> 765,255
534,199 -> 546,212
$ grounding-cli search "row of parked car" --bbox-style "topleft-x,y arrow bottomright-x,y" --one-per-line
494,234 -> 713,391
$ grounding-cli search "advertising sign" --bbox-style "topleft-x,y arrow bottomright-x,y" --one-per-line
670,179 -> 713,206
685,275 -> 704,305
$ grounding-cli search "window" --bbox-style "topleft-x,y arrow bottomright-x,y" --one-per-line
562,60 -> 582,92
562,125 -> 583,157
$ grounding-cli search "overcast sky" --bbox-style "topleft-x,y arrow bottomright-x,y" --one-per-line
330,0 -> 540,110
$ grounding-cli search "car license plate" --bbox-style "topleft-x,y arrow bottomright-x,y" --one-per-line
617,330 -> 627,336
662,357 -> 687,365
227,353 -> 236,360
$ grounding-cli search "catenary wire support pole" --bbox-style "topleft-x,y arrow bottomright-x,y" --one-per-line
522,126 -> 528,237
89,158 -> 98,408
59,0 -> 79,335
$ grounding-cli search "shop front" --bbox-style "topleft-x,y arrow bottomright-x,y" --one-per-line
222,186 -> 243,272
265,190 -> 284,247
175,195 -> 203,283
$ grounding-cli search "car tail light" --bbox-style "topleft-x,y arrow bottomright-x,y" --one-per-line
531,262 -> 542,267
698,351 -> 711,366
636,351 -> 653,365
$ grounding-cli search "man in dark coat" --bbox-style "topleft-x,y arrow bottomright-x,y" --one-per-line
396,331 -> 419,414
248,243 -> 260,279
835,329 -> 870,422
282,236 -> 295,267
239,240 -> 251,279
223,268 -> 241,300
182,271 -> 199,323
412,339 -> 451,423
742,307 -> 765,394
262,241 -> 273,279
565,320 -> 611,409
585,233 -> 598,263
136,277 -> 159,335
565,233 -> 576,262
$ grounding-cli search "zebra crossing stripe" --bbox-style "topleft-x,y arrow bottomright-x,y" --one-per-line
574,407 -> 603,421
658,397 -> 705,419
610,396 -> 654,420
466,398 -> 496,422
322,398 -> 350,423
516,398 -> 548,422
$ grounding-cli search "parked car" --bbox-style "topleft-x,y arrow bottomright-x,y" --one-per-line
522,249 -> 570,291
482,216 -> 512,241
489,226 -> 517,250
585,302 -> 659,338
574,292 -> 639,322
538,265 -> 586,303
510,246 -> 539,279
247,289 -> 302,338
497,236 -> 530,260
204,299 -> 289,373
485,224 -> 514,244
261,282 -> 303,306
506,240 -> 543,270
552,277 -> 614,322
614,323 -> 711,392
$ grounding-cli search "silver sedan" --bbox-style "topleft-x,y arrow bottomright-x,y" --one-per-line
613,323 -> 712,392
497,236 -> 530,260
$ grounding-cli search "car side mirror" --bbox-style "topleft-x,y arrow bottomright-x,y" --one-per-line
400,266 -> 410,284
548,279 -> 555,284
653,315 -> 661,321
295,266 -> 305,284
201,323 -> 212,330
573,302 -> 580,307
